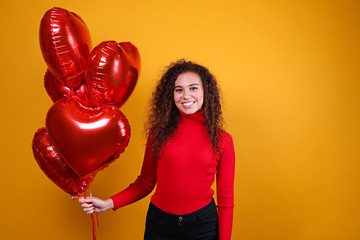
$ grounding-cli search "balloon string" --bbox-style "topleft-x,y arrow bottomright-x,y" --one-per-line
91,214 -> 96,240
89,182 -> 100,240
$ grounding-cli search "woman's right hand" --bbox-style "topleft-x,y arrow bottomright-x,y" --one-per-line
78,197 -> 114,214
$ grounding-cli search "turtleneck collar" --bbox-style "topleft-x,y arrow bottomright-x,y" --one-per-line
179,109 -> 205,125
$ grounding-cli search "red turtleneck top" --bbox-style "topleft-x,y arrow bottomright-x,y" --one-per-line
110,110 -> 235,240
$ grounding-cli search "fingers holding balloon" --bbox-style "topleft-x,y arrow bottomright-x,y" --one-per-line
78,197 -> 94,214
83,204 -> 95,215
83,205 -> 95,214
78,196 -> 114,214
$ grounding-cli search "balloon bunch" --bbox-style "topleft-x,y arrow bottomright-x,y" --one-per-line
32,7 -> 140,197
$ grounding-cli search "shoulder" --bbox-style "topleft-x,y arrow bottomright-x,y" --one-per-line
217,130 -> 234,153
145,130 -> 156,148
217,130 -> 235,162
218,130 -> 233,144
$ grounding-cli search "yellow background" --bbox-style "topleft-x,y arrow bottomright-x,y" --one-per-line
0,0 -> 359,239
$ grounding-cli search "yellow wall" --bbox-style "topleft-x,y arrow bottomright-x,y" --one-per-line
0,0 -> 359,239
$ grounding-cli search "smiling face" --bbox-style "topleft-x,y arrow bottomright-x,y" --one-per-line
174,71 -> 204,115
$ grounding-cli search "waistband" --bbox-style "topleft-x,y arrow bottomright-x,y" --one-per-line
149,198 -> 216,219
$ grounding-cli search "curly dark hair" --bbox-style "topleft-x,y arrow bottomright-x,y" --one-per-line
145,59 -> 223,156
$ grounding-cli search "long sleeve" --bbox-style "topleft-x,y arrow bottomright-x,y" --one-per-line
110,137 -> 157,210
216,133 -> 235,240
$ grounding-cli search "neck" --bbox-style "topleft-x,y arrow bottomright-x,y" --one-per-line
179,109 -> 205,125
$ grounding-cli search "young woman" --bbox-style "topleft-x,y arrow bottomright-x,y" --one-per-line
79,59 -> 235,240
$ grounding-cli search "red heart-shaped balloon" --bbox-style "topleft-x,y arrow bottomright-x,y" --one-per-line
32,127 -> 94,196
44,70 -> 92,106
40,7 -> 92,89
46,97 -> 130,178
85,41 -> 141,108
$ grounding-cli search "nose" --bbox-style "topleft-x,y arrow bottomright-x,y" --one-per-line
182,89 -> 191,99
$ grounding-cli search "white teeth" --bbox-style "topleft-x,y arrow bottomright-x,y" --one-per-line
183,102 -> 194,107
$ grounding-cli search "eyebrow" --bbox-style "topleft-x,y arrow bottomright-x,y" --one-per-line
174,83 -> 199,88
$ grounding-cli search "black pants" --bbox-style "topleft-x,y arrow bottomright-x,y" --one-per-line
144,199 -> 219,240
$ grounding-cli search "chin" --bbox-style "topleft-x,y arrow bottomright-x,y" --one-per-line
180,108 -> 199,115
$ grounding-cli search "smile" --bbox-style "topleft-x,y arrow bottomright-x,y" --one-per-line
182,101 -> 195,107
